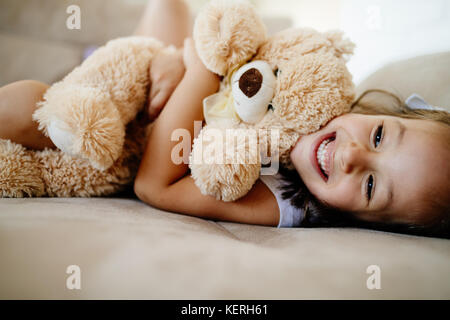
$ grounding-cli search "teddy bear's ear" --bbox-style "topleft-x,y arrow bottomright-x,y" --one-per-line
324,30 -> 355,61
193,0 -> 267,76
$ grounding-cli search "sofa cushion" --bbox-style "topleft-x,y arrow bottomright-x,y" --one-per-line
0,33 -> 82,86
356,51 -> 450,109
0,198 -> 449,299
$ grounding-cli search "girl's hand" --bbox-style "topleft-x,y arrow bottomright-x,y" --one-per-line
183,38 -> 214,76
148,48 -> 185,120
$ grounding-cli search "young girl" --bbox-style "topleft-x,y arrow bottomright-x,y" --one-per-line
133,1 -> 450,239
1,0 -> 449,238
280,91 -> 450,238
133,40 -> 450,238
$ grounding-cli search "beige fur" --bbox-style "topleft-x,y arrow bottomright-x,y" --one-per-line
0,0 -> 355,200
193,0 -> 267,76
189,1 -> 355,201
33,36 -> 164,170
0,119 -> 146,197
1,36 -> 159,197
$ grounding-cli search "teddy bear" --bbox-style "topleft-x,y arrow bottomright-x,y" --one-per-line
0,0 -> 355,199
188,1 -> 355,201
0,37 -> 163,197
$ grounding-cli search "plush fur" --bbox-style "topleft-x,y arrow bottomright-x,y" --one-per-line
189,1 -> 355,201
1,37 -> 159,197
0,0 -> 355,199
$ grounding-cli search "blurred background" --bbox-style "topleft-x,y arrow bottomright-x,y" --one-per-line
1,0 -> 449,86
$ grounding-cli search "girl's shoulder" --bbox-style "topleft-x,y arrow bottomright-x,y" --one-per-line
259,173 -> 305,228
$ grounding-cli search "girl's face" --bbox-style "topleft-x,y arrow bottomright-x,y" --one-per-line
290,113 -> 450,225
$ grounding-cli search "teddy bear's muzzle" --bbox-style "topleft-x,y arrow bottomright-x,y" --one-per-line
239,68 -> 263,98
232,60 -> 276,124
202,60 -> 277,126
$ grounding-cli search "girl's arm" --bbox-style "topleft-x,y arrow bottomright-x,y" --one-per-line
134,39 -> 279,226
0,80 -> 55,150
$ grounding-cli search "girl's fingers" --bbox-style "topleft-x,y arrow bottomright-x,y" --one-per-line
148,89 -> 169,120
183,38 -> 195,64
149,84 -> 160,101
183,37 -> 193,49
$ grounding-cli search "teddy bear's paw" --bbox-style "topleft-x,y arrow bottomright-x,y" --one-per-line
0,139 -> 45,197
189,126 -> 261,201
69,102 -> 125,170
47,119 -> 75,156
193,0 -> 267,76
34,86 -> 125,170
190,161 -> 261,201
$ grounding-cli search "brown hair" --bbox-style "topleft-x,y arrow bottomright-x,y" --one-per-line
351,89 -> 450,127
280,89 -> 450,239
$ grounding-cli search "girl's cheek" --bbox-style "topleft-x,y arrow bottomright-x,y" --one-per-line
318,181 -> 356,210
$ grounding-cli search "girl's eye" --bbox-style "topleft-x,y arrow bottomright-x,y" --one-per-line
373,124 -> 384,148
366,175 -> 374,201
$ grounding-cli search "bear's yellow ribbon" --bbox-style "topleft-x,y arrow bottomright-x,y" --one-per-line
202,64 -> 245,125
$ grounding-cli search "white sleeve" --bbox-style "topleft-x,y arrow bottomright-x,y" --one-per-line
259,173 -> 305,228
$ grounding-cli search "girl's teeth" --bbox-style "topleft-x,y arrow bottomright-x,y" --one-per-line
317,138 -> 332,175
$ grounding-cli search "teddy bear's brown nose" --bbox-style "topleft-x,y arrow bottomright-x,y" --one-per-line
239,68 -> 262,98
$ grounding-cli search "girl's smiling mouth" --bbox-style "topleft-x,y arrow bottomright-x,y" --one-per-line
310,131 -> 336,182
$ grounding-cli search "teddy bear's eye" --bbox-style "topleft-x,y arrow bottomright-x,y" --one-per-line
268,103 -> 274,111
273,69 -> 279,77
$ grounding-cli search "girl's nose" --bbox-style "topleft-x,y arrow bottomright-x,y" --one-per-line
341,141 -> 368,174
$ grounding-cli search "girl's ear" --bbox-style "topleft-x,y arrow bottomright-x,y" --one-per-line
324,30 -> 355,61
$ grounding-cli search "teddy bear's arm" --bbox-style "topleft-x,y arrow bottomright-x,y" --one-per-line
32,37 -> 164,170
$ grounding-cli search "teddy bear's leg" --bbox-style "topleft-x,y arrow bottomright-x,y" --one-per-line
32,37 -> 163,171
33,85 -> 125,170
35,149 -> 130,197
34,122 -> 146,197
189,125 -> 261,201
0,139 -> 45,197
